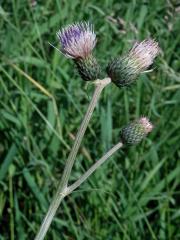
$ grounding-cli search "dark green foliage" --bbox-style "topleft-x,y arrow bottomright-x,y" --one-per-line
0,0 -> 180,240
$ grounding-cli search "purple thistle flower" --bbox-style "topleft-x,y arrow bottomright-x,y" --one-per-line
57,22 -> 96,59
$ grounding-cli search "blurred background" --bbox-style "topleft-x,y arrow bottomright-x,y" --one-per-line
0,0 -> 180,239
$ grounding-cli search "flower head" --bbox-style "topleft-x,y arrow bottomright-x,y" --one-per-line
57,22 -> 96,59
107,39 -> 160,87
121,117 -> 153,145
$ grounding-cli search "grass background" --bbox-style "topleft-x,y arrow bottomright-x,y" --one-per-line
0,0 -> 180,239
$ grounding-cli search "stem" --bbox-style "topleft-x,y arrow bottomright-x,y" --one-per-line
66,142 -> 123,195
34,78 -> 111,240
59,78 -> 111,189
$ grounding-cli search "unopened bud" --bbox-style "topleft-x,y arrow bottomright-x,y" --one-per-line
121,117 -> 153,145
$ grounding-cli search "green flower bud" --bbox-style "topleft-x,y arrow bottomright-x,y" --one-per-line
121,117 -> 153,145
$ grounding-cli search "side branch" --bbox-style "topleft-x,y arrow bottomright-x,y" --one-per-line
66,142 -> 123,195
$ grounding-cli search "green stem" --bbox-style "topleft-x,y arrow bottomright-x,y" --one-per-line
66,142 -> 123,195
34,78 -> 111,240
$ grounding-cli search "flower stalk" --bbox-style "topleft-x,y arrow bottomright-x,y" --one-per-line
34,78 -> 111,240
66,141 -> 123,195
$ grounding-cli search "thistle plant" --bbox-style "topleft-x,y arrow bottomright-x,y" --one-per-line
34,22 -> 160,240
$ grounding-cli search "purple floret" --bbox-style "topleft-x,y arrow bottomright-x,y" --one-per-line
60,25 -> 83,48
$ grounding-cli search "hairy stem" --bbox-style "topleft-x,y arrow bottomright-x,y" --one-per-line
34,78 -> 111,240
66,142 -> 123,195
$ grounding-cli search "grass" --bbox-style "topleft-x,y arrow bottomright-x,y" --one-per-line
0,0 -> 180,239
